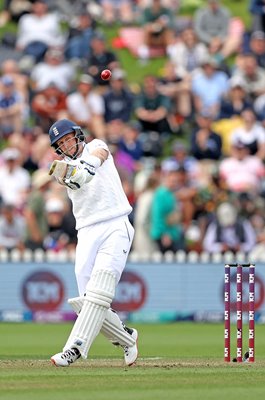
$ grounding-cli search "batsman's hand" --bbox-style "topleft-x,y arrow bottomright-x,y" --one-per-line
66,160 -> 95,189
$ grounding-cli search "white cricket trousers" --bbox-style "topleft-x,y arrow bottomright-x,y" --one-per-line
75,215 -> 134,295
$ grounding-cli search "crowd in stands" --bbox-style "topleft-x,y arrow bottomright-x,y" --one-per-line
0,0 -> 265,258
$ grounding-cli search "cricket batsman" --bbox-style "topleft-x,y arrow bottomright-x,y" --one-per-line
48,119 -> 138,367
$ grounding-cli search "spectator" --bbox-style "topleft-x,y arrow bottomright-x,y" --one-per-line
118,121 -> 144,166
203,201 -> 256,254
134,74 -> 171,136
0,58 -> 30,105
30,47 -> 75,93
0,203 -> 26,251
0,147 -> 31,208
16,0 -> 66,64
65,11 -> 95,62
241,30 -> 265,68
218,76 -> 252,119
0,75 -> 25,136
133,172 -> 159,255
254,92 -> 265,123
23,168 -> 52,249
100,0 -> 135,25
194,0 -> 241,59
230,108 -> 265,159
249,0 -> 265,32
138,0 -> 174,62
191,111 -> 223,161
87,32 -> 119,87
219,140 -> 265,194
232,53 -> 265,100
31,82 -> 67,131
166,27 -> 209,74
43,197 -> 76,252
103,68 -> 134,124
150,169 -> 184,253
191,56 -> 229,118
161,140 -> 200,185
66,74 -> 105,139
157,61 -> 192,125
173,165 -> 197,228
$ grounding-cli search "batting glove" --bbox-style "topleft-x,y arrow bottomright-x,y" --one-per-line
66,161 -> 96,189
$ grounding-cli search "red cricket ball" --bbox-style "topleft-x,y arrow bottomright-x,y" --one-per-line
101,69 -> 112,81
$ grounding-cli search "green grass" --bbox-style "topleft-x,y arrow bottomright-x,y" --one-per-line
1,322 -> 265,400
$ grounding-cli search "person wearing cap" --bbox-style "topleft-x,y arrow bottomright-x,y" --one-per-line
0,74 -> 25,135
48,118 -> 138,368
219,139 -> 265,194
43,197 -> 77,252
203,201 -> 256,254
65,74 -> 105,139
103,68 -> 133,124
0,147 -> 31,208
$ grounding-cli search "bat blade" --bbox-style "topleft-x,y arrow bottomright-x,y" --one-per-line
49,160 -> 75,181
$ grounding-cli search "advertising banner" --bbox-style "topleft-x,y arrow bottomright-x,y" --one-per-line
0,262 -> 264,323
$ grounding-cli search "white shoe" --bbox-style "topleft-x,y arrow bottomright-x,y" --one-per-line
122,329 -> 138,366
51,348 -> 81,367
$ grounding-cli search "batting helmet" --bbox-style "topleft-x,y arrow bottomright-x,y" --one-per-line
49,119 -> 85,147
49,119 -> 85,158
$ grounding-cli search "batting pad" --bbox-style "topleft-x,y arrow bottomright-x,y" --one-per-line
68,300 -> 135,347
63,269 -> 116,358
101,309 -> 136,347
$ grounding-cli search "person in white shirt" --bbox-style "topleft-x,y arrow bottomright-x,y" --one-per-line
0,147 -> 31,208
48,118 -> 138,367
230,108 -> 265,160
16,0 -> 65,63
0,203 -> 26,251
30,47 -> 75,92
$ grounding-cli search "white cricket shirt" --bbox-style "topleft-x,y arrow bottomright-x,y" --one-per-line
67,139 -> 132,229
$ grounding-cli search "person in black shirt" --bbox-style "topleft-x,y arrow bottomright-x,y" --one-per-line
191,110 -> 222,160
87,32 -> 119,86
